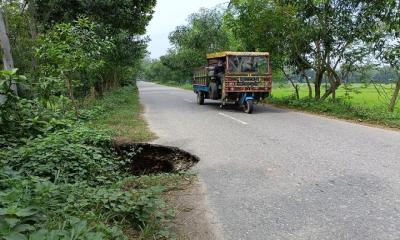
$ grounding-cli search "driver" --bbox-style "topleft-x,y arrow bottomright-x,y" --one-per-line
242,58 -> 254,72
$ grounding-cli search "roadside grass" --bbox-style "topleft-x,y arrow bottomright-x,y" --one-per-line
269,83 -> 400,128
90,86 -> 157,142
94,86 -> 197,239
90,86 -> 197,239
121,173 -> 196,240
154,81 -> 193,91
1,85 -> 196,240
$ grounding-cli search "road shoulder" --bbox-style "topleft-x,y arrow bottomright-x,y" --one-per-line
166,177 -> 224,240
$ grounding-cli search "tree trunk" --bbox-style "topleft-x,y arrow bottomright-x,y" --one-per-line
64,75 -> 74,101
64,74 -> 80,117
388,78 -> 400,112
315,82 -> 321,100
329,70 -> 336,101
90,86 -> 96,98
113,70 -> 119,89
302,71 -> 312,99
314,70 -> 324,100
27,1 -> 38,85
294,85 -> 300,100
321,68 -> 341,101
290,80 -> 300,100
282,69 -> 299,99
0,10 -> 14,71
0,8 -> 16,104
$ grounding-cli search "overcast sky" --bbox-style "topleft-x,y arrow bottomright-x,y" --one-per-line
146,0 -> 228,59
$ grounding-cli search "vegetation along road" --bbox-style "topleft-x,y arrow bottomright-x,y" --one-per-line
139,81 -> 400,240
2,0 -> 400,239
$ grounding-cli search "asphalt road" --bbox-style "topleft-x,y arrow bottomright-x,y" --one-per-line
138,81 -> 400,240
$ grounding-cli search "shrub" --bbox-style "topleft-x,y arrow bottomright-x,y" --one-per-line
0,166 -> 173,240
0,125 -> 124,185
1,86 -> 179,239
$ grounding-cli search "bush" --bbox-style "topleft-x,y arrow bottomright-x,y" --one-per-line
0,168 -> 128,239
1,125 -> 124,185
1,86 -> 179,239
0,166 -> 174,240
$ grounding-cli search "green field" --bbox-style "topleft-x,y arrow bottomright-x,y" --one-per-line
268,83 -> 400,128
271,83 -> 400,111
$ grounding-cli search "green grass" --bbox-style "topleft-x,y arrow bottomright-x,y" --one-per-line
92,86 -> 196,238
121,173 -> 196,240
269,83 -> 400,128
90,86 -> 157,142
1,84 -> 197,240
155,81 -> 193,91
272,83 -> 400,111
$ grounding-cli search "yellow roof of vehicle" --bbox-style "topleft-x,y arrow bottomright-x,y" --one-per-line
207,51 -> 269,59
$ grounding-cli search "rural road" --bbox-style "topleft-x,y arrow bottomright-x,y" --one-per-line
138,81 -> 400,240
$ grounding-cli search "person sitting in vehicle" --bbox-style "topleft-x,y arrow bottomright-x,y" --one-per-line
214,60 -> 225,87
242,58 -> 255,72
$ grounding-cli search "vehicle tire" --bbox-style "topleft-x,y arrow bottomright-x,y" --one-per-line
197,92 -> 205,105
244,100 -> 253,114
209,82 -> 218,100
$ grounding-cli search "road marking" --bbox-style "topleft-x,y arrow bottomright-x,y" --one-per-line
218,112 -> 248,125
184,99 -> 193,103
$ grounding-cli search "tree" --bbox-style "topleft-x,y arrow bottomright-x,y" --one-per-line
1,1 -> 36,75
225,0 -> 314,98
370,0 -> 400,112
169,8 -> 231,54
37,17 -> 113,110
0,6 -> 17,98
33,0 -> 155,34
153,7 -> 233,84
386,42 -> 400,112
33,0 -> 157,86
0,8 -> 14,70
227,0 -> 389,100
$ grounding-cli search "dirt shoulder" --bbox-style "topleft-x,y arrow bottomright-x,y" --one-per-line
166,177 -> 224,240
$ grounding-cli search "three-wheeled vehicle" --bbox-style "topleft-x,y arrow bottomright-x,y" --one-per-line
192,52 -> 272,114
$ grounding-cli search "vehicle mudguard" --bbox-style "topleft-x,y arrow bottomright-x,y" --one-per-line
240,93 -> 254,105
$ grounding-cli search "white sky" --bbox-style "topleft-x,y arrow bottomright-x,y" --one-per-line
146,0 -> 228,59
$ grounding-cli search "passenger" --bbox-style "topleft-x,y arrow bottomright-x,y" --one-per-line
215,60 -> 225,87
215,61 -> 224,76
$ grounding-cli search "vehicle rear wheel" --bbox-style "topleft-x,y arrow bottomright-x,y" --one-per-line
244,100 -> 253,114
197,92 -> 204,105
209,82 -> 218,100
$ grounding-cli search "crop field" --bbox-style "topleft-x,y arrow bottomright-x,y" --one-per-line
272,83 -> 400,112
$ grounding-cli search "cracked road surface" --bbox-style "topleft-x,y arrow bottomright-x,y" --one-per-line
138,81 -> 400,240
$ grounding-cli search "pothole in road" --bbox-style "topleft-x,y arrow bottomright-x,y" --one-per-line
115,143 -> 199,175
